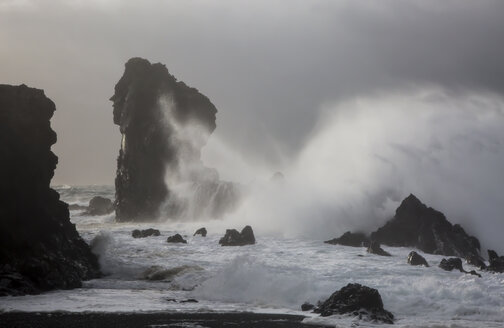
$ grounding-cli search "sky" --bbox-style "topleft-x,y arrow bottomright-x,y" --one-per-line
1,1 -> 504,249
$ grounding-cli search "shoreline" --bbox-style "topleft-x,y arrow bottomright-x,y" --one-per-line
0,311 -> 327,328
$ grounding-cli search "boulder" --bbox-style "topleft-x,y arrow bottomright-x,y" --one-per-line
219,225 -> 256,246
83,196 -> 114,216
439,258 -> 464,272
370,194 -> 482,260
132,229 -> 160,238
366,241 -> 391,256
325,231 -> 370,247
407,251 -> 429,267
193,227 -> 207,237
167,234 -> 187,244
488,250 -> 504,273
313,283 -> 394,324
301,302 -> 315,311
0,84 -> 100,296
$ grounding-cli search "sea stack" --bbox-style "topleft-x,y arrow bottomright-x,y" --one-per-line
0,84 -> 100,296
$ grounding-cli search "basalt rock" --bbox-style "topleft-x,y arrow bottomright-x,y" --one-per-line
366,241 -> 391,257
324,231 -> 370,247
83,196 -> 114,216
313,283 -> 394,324
193,227 -> 207,237
407,251 -> 429,267
219,225 -> 256,246
111,58 -> 240,222
370,194 -> 482,260
488,250 -> 504,273
132,229 -> 160,238
0,84 -> 100,296
166,234 -> 187,244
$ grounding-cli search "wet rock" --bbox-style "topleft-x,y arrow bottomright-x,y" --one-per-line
301,303 -> 315,311
324,231 -> 370,247
488,250 -> 504,273
83,196 -> 114,216
0,84 -> 100,296
132,229 -> 160,238
167,234 -> 187,244
367,241 -> 391,256
370,194 -> 482,260
407,251 -> 429,267
439,258 -> 464,272
313,283 -> 394,324
193,227 -> 207,237
466,254 -> 487,270
219,225 -> 256,246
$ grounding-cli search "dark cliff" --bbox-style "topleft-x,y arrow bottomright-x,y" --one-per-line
0,84 -> 100,296
111,58 -> 239,221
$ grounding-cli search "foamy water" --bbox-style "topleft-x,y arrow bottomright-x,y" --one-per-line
1,186 -> 503,328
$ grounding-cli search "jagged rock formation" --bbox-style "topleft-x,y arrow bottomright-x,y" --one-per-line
219,226 -> 256,246
111,57 -> 240,221
370,194 -> 482,260
193,227 -> 207,237
166,234 -> 187,244
488,250 -> 504,273
313,283 -> 394,324
83,196 -> 114,216
407,251 -> 429,267
0,84 -> 100,296
366,241 -> 392,256
131,229 -> 160,238
324,231 -> 369,247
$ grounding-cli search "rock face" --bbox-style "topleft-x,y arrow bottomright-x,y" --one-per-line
324,231 -> 369,247
366,241 -> 391,256
488,250 -> 504,273
166,234 -> 187,244
132,229 -> 160,238
84,196 -> 114,216
193,227 -> 207,237
0,84 -> 100,296
407,251 -> 429,267
313,283 -> 394,324
111,57 -> 240,221
219,226 -> 256,246
370,194 -> 482,260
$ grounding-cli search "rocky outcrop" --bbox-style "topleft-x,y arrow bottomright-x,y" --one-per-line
166,234 -> 187,244
488,250 -> 504,273
439,258 -> 481,277
111,57 -> 240,221
324,231 -> 369,247
407,251 -> 429,267
83,196 -> 114,216
367,241 -> 391,256
301,302 -> 315,311
313,283 -> 394,324
0,84 -> 100,296
219,226 -> 256,246
370,194 -> 482,260
193,227 -> 207,237
132,229 -> 160,238
466,254 -> 486,270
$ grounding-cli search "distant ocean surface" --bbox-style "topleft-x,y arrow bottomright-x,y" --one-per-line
1,185 -> 503,327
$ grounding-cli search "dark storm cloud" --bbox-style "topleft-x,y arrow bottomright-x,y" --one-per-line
0,0 -> 503,183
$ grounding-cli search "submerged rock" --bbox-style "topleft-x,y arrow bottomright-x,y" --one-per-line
219,226 -> 256,246
167,234 -> 187,244
193,227 -> 207,237
0,84 -> 100,296
407,251 -> 429,267
370,194 -> 482,260
488,250 -> 504,273
324,231 -> 370,247
132,229 -> 160,238
313,283 -> 394,324
367,241 -> 391,256
83,196 -> 114,216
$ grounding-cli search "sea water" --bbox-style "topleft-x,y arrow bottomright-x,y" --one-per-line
0,186 -> 503,328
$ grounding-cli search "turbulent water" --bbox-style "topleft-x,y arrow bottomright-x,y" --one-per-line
1,185 -> 503,328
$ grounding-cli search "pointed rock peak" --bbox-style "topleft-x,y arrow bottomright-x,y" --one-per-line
396,193 -> 426,212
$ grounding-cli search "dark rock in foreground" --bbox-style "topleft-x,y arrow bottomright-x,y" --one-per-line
0,84 -> 100,296
132,228 -> 160,238
313,283 -> 394,324
83,196 -> 114,216
193,227 -> 207,237
371,194 -> 482,260
167,234 -> 187,244
488,250 -> 504,273
325,231 -> 370,247
219,225 -> 256,246
367,241 -> 391,256
407,251 -> 429,267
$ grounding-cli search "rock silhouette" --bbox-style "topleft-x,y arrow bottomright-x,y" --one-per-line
166,234 -> 187,244
83,196 -> 114,216
193,227 -> 207,237
366,241 -> 392,256
407,251 -> 429,267
324,231 -> 369,247
219,226 -> 256,246
488,250 -> 504,273
0,84 -> 100,296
